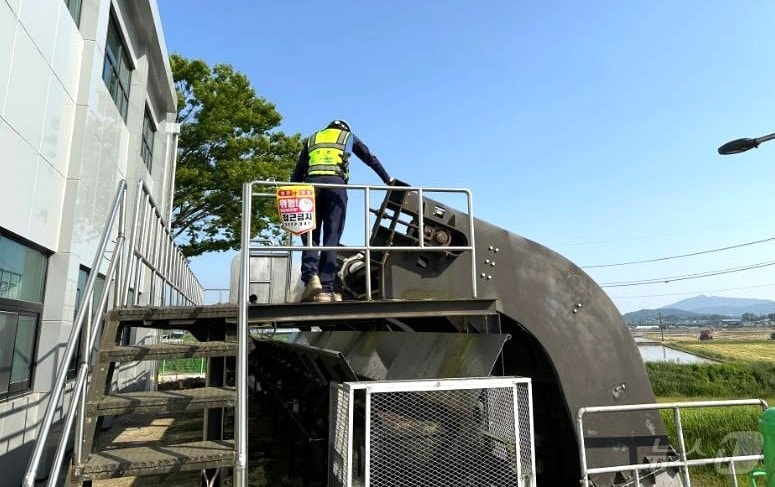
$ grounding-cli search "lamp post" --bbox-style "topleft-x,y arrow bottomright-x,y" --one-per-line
718,131 -> 775,155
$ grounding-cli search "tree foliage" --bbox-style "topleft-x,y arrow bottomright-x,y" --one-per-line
170,54 -> 302,256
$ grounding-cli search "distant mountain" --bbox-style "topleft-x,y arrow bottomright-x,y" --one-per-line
624,308 -> 703,323
666,295 -> 775,317
622,295 -> 775,324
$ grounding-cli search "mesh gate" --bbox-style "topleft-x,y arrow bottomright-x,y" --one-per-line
329,377 -> 535,487
329,382 -> 353,487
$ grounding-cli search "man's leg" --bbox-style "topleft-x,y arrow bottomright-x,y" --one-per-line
300,229 -> 321,284
299,223 -> 323,301
317,187 -> 348,293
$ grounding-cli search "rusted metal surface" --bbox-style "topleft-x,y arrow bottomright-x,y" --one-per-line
67,307 -> 237,486
80,440 -> 234,480
93,387 -> 235,416
261,331 -> 509,380
102,341 -> 237,361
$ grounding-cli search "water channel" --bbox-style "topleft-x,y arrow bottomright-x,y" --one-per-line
633,336 -> 716,364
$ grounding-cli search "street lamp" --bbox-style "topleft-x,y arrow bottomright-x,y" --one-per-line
718,131 -> 775,155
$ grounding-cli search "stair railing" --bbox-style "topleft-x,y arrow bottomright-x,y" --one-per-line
122,179 -> 203,307
22,180 -> 128,487
23,178 -> 204,486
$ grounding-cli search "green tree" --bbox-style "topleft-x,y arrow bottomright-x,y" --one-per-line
741,312 -> 757,323
170,54 -> 302,256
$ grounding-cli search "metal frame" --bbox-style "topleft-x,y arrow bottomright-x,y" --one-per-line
577,399 -> 770,487
328,377 -> 535,487
22,178 -> 204,487
235,179 -> 479,486
123,178 -> 202,306
249,180 -> 478,300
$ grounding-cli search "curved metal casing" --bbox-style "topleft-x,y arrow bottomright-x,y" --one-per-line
377,193 -> 671,486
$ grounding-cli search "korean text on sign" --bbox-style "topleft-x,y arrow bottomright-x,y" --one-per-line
276,185 -> 316,235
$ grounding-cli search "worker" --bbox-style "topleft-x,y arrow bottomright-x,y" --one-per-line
291,119 -> 392,302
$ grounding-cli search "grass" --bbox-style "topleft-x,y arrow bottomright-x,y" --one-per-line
647,361 -> 775,398
157,331 -> 207,376
654,400 -> 764,487
646,339 -> 774,486
159,357 -> 206,375
673,340 -> 775,364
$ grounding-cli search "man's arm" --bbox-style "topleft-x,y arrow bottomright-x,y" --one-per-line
352,135 -> 391,184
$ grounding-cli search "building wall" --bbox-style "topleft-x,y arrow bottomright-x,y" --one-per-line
0,0 -> 178,482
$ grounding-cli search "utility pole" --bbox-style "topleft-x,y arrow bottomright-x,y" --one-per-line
658,310 -> 664,342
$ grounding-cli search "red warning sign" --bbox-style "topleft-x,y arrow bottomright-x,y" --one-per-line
276,185 -> 316,235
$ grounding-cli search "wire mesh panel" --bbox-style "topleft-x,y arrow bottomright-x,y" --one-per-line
329,377 -> 534,487
329,382 -> 353,487
516,382 -> 535,479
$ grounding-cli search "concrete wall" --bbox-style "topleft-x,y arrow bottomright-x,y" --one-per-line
0,0 -> 178,482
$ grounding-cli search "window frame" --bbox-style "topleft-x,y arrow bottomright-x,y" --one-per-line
0,231 -> 48,400
101,13 -> 133,122
0,299 -> 42,400
141,106 -> 157,172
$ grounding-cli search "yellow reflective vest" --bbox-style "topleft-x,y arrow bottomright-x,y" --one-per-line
307,128 -> 352,179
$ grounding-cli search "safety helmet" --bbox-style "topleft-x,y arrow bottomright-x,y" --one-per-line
327,119 -> 351,132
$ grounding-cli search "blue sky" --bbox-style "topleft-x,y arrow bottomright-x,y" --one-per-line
158,1 -> 775,314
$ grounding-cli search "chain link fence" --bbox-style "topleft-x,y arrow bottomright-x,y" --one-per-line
330,377 -> 535,487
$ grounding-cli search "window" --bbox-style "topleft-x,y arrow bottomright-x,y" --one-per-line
102,15 -> 132,121
64,0 -> 82,25
141,107 -> 156,171
0,233 -> 47,399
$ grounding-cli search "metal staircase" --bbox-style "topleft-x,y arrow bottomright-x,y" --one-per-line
70,305 -> 239,485
23,178 -> 481,486
21,179 -> 234,487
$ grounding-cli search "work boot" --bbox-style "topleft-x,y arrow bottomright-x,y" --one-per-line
300,275 -> 322,302
313,292 -> 334,303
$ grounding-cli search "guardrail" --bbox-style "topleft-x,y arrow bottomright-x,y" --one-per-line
22,178 -> 204,487
123,179 -> 202,306
577,399 -> 769,487
233,179 -> 478,486
22,180 -> 128,487
203,288 -> 231,304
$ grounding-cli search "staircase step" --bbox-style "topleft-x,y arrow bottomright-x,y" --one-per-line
80,439 -> 235,480
93,387 -> 235,415
110,305 -> 237,328
103,341 -> 237,362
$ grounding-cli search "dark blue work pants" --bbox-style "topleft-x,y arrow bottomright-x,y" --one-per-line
301,178 -> 348,292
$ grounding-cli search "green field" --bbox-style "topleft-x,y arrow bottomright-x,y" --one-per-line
673,340 -> 775,363
646,339 -> 774,486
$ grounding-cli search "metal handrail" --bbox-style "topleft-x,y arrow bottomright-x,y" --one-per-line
234,179 -> 478,486
250,180 -> 478,300
23,178 -> 205,486
22,180 -> 128,487
577,399 -> 770,487
122,179 -> 202,307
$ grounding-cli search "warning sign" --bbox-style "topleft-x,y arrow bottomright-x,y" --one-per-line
276,185 -> 316,235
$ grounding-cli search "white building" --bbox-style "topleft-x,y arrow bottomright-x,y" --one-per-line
0,0 -> 185,482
